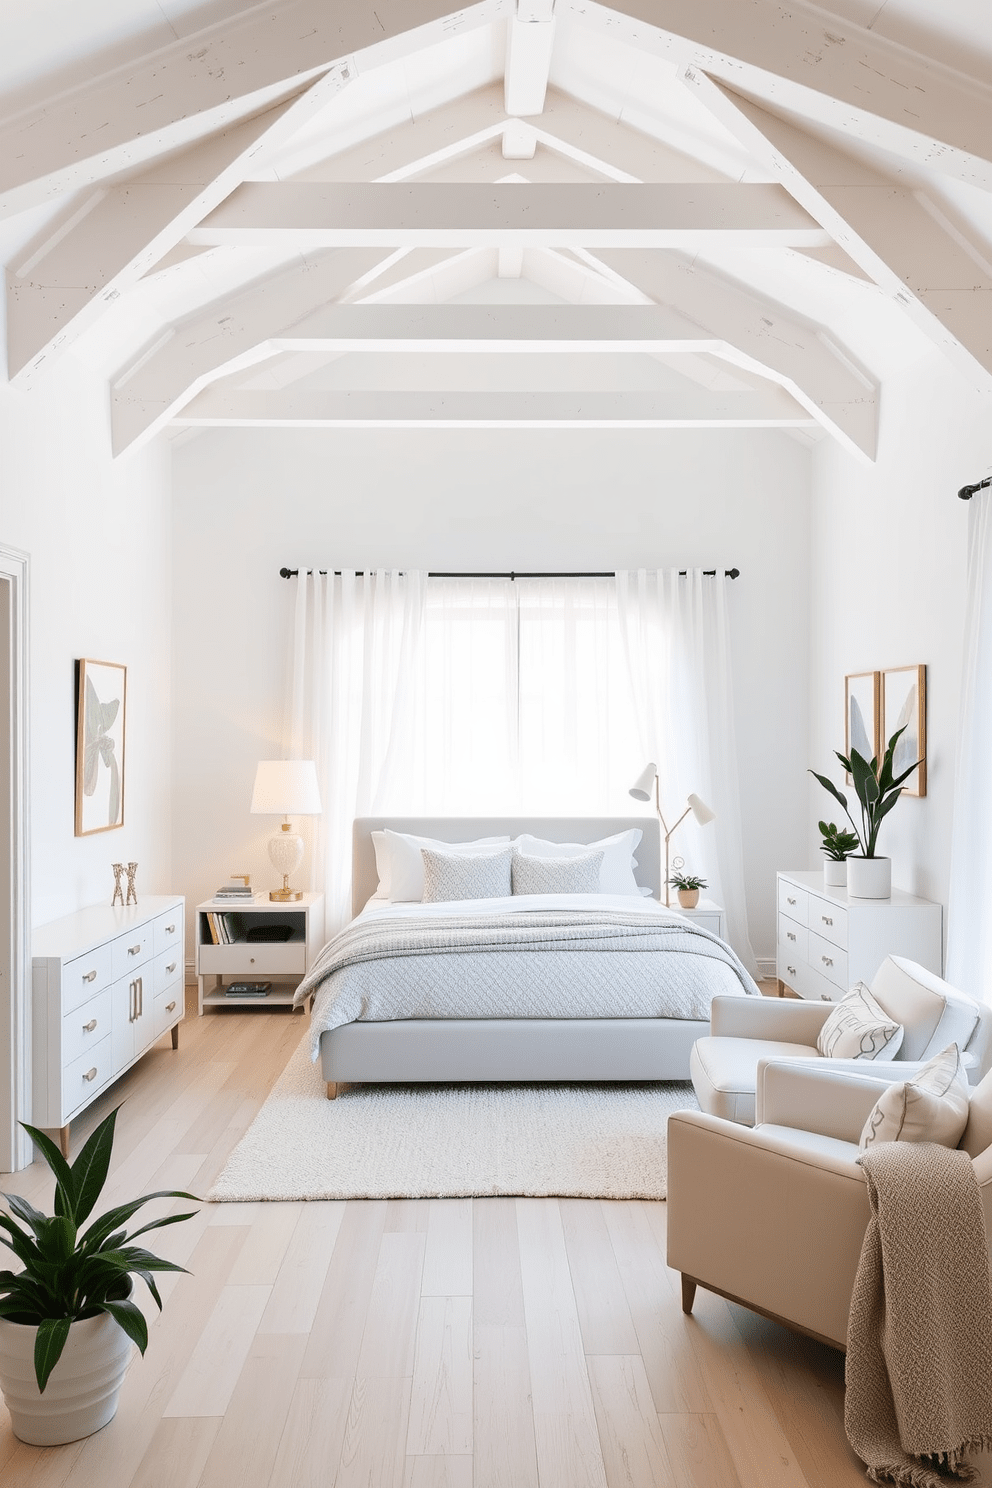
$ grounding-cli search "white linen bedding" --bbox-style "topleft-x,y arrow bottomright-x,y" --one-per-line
297,893 -> 759,1060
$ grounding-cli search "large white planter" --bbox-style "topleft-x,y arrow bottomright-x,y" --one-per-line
823,860 -> 847,887
846,856 -> 892,899
0,1311 -> 133,1446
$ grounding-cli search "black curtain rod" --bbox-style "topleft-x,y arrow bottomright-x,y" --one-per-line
279,567 -> 741,580
959,476 -> 992,500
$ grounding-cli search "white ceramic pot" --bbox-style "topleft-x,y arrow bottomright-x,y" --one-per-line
846,856 -> 891,899
0,1310 -> 133,1446
823,860 -> 847,888
677,888 -> 700,909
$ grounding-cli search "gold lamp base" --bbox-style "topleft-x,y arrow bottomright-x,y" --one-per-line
269,886 -> 303,902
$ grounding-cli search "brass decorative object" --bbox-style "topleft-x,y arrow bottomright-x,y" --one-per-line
111,863 -> 125,907
125,862 -> 138,906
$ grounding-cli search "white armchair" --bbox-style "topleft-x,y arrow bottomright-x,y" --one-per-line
668,1059 -> 992,1349
690,955 -> 991,1126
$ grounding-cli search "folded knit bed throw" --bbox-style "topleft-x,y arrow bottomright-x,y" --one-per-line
845,1141 -> 992,1486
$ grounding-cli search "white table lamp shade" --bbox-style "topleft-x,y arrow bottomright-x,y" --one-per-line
250,760 -> 322,816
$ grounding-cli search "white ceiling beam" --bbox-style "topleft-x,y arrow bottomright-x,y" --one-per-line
505,6 -> 556,117
556,0 -> 992,188
189,181 -> 825,248
6,76 -> 353,386
0,0 -> 509,215
174,384 -> 815,428
687,77 -> 992,393
111,247 -> 393,455
589,249 -> 876,461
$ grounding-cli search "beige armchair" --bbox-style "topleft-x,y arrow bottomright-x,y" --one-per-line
690,955 -> 991,1126
668,1059 -> 992,1349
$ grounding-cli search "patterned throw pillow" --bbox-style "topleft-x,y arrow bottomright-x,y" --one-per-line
816,981 -> 905,1061
420,846 -> 515,903
511,851 -> 604,896
859,1043 -> 970,1152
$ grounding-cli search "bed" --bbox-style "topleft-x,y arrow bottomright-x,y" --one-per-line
296,816 -> 759,1097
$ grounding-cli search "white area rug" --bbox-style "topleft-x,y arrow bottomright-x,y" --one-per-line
209,1033 -> 698,1201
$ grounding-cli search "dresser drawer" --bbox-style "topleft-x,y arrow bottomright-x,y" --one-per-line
154,909 -> 183,957
61,987 -> 113,1067
62,944 -> 114,1014
152,945 -> 183,996
153,986 -> 183,1039
62,1035 -> 113,1119
777,954 -> 838,1002
808,931 -> 848,990
112,927 -> 154,980
808,895 -> 848,949
778,917 -> 808,962
778,880 -> 809,926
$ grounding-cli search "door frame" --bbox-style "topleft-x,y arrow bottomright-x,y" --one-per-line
0,545 -> 31,1172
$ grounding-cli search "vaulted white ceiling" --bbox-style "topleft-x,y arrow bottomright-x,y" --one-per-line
2,0 -> 991,462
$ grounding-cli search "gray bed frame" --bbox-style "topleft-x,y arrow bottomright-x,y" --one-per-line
318,815 -> 712,1096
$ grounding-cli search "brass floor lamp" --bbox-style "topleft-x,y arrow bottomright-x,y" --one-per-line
629,763 -> 716,906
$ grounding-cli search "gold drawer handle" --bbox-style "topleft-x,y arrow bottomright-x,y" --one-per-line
128,943 -> 142,956
821,955 -> 833,967
821,915 -> 833,926
786,931 -> 796,941
166,1001 -> 177,1014
166,962 -> 177,975
82,969 -> 97,983
83,1067 -> 97,1083
82,1018 -> 98,1033
787,896 -> 797,905
165,923 -> 176,933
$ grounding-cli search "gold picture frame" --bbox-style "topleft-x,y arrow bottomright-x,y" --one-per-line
844,671 -> 880,777
882,664 -> 927,797
75,659 -> 127,836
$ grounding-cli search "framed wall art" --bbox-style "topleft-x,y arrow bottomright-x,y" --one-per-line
882,664 -> 927,797
75,659 -> 126,836
845,671 -> 880,773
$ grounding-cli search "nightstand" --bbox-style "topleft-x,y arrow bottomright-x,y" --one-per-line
195,892 -> 325,1013
669,897 -> 726,939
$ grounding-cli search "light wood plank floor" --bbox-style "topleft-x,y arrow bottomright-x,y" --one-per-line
3,989 -> 990,1488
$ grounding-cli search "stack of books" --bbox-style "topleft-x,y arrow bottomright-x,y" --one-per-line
225,982 -> 271,998
214,880 -> 254,901
203,911 -> 245,945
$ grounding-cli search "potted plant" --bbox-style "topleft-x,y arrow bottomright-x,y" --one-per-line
668,871 -> 707,910
0,1105 -> 199,1446
810,726 -> 922,898
818,821 -> 860,887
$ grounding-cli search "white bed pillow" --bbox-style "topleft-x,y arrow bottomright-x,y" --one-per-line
514,829 -> 643,897
512,851 -> 604,896
421,847 -> 515,903
377,830 -> 511,902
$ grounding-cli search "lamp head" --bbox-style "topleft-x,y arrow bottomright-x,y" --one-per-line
629,762 -> 658,802
687,792 -> 716,826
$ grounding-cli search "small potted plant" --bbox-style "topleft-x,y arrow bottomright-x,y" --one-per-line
818,821 -> 860,887
0,1105 -> 199,1446
810,726 -> 922,898
668,871 -> 707,910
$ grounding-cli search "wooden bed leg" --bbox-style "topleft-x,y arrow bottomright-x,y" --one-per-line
326,1082 -> 337,1101
681,1275 -> 697,1315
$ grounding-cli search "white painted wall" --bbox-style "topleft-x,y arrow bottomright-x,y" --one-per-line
808,344 -> 992,962
0,354 -> 173,928
172,424 -> 812,967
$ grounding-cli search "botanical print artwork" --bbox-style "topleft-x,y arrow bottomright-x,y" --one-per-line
845,672 -> 879,776
883,665 -> 927,797
75,659 -> 127,835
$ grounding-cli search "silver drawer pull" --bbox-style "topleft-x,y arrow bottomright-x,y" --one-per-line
166,1001 -> 177,1014
82,1018 -> 98,1033
786,931 -> 796,941
165,923 -> 176,934
128,943 -> 142,956
787,896 -> 797,906
166,962 -> 177,974
82,969 -> 97,983
821,955 -> 834,967
83,1067 -> 97,1082
821,915 -> 833,926
787,965 -> 797,976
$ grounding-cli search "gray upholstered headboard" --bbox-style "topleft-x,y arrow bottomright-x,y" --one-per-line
352,816 -> 661,916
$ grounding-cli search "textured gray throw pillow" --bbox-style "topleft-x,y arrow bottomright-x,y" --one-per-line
512,850 -> 604,896
420,846 -> 514,903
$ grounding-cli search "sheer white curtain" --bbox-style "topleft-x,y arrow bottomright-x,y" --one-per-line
285,570 -> 427,930
616,570 -> 758,975
947,495 -> 992,1002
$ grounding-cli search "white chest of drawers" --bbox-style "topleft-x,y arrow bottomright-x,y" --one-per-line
776,871 -> 942,1001
33,896 -> 185,1153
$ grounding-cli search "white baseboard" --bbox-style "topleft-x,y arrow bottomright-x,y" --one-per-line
756,958 -> 777,980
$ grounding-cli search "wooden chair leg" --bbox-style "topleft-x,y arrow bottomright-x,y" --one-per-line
681,1275 -> 697,1314
326,1082 -> 337,1101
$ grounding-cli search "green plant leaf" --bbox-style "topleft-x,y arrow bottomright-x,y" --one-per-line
123,1211 -> 200,1246
79,1191 -> 200,1252
849,748 -> 879,806
100,1298 -> 148,1356
35,1215 -> 77,1264
131,1269 -> 163,1311
3,1192 -> 50,1237
19,1124 -> 78,1220
69,1106 -> 120,1227
33,1316 -> 71,1393
809,771 -> 848,812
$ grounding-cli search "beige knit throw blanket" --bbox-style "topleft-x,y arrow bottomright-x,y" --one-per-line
845,1142 -> 992,1486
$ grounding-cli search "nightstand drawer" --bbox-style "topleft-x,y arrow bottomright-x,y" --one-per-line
198,942 -> 307,976
778,918 -> 808,961
808,931 -> 848,990
808,896 -> 847,949
62,945 -> 114,1014
778,881 -> 809,925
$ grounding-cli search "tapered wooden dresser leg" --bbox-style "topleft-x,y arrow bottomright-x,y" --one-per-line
171,1025 -> 180,1050
59,1125 -> 70,1159
326,1082 -> 337,1101
681,1275 -> 697,1314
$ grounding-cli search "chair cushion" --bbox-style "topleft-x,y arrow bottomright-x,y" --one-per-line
870,957 -> 980,1062
690,1036 -> 820,1127
815,981 -> 904,1061
859,1043 -> 970,1152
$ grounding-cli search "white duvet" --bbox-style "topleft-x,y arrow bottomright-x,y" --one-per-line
298,893 -> 759,1060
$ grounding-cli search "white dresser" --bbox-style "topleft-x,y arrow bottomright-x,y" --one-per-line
776,870 -> 942,1001
33,896 -> 185,1153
